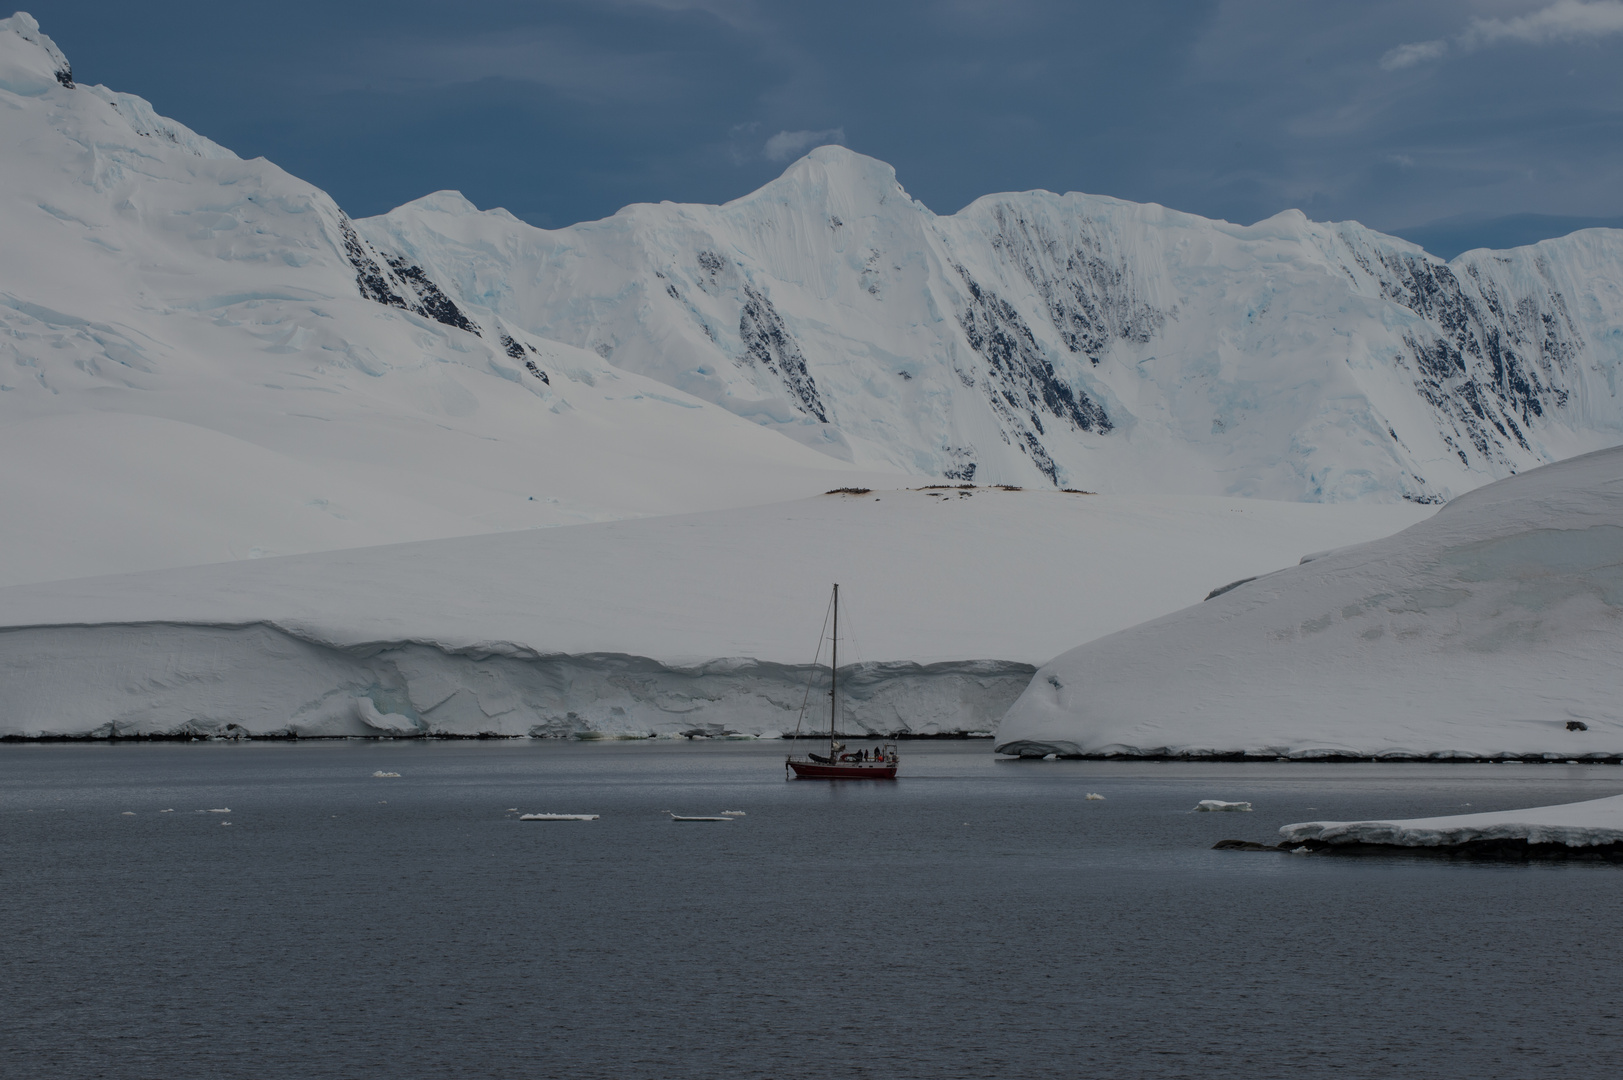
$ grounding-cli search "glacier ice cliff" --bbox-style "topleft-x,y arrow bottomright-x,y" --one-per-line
0,622 -> 1032,739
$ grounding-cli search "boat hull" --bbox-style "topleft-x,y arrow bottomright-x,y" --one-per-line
787,759 -> 897,780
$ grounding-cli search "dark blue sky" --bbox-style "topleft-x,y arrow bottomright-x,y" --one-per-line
26,1 -> 1623,252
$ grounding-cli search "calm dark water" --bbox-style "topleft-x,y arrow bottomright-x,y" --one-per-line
4,741 -> 1622,1080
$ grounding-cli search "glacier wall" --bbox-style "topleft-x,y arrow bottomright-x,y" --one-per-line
0,623 -> 1033,739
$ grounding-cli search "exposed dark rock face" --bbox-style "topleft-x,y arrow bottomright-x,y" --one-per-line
984,204 -> 1165,363
739,284 -> 827,422
498,333 -> 526,360
1346,245 -> 1579,473
385,257 -> 479,333
956,267 -> 1111,483
54,65 -> 72,88
338,218 -> 481,335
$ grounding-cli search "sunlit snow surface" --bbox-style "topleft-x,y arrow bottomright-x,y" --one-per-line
361,148 -> 1623,501
3,14 -> 1622,593
1280,793 -> 1623,849
0,15 -> 888,587
0,488 -> 1424,738
996,446 -> 1623,760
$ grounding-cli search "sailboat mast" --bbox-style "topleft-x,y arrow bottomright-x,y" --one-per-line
830,583 -> 839,751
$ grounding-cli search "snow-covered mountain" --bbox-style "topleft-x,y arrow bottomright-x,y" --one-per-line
994,445 -> 1623,760
0,487 -> 1425,738
0,13 -> 890,586
360,154 -> 1623,503
4,8 -> 1620,594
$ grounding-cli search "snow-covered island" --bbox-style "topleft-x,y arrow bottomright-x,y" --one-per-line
997,446 -> 1623,761
1271,794 -> 1623,860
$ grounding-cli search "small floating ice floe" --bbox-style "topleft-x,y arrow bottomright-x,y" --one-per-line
1085,793 -> 1105,801
160,809 -> 174,813
220,821 -> 232,826
1196,800 -> 1253,812
372,771 -> 401,778
121,811 -> 136,816
720,810 -> 747,816
519,813 -> 600,821
668,813 -> 733,822
205,808 -> 231,813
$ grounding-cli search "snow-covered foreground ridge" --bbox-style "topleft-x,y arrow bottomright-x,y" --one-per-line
995,446 -> 1623,761
1280,794 -> 1623,850
0,488 -> 1423,738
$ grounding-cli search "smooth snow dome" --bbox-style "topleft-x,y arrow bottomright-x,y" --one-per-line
996,446 -> 1623,760
0,488 -> 1425,738
1280,793 -> 1623,850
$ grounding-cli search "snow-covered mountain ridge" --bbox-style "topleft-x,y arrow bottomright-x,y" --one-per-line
2,10 -> 1618,593
359,153 -> 1623,502
0,14 -> 890,586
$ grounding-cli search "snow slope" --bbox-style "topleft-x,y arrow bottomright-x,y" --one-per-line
0,487 -> 1425,738
1280,794 -> 1623,850
361,152 -> 1623,502
995,446 -> 1623,760
0,13 -> 890,586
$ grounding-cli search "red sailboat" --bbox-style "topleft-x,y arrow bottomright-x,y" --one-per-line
786,584 -> 898,780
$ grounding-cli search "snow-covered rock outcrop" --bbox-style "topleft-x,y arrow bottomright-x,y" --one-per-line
995,445 -> 1623,760
0,488 -> 1424,738
360,149 -> 1623,502
1281,794 -> 1623,851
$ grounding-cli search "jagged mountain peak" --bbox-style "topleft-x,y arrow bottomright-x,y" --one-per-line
0,10 -> 71,93
359,148 -> 1623,500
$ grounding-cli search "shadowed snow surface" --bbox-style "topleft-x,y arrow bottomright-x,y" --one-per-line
0,488 -> 1423,738
996,446 -> 1623,760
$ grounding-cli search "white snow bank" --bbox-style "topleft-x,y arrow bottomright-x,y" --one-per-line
0,488 -> 1423,738
996,446 -> 1623,760
1280,793 -> 1623,849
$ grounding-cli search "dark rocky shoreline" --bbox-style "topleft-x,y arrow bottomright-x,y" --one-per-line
1215,837 -> 1623,861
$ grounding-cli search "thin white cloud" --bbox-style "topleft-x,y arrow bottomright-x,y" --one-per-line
763,127 -> 846,162
1464,0 -> 1623,48
1380,39 -> 1448,70
1381,0 -> 1623,69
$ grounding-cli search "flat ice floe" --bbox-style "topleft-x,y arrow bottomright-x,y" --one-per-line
1280,793 -> 1623,850
996,446 -> 1623,760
